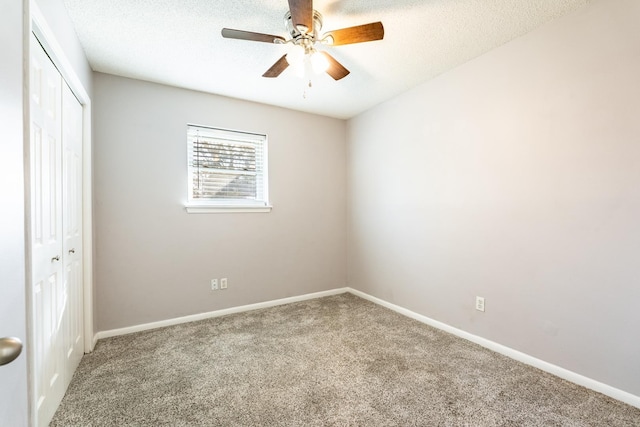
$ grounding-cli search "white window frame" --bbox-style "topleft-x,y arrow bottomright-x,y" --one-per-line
185,124 -> 271,213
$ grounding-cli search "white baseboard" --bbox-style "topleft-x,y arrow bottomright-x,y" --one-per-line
93,287 -> 350,341
348,287 -> 640,410
92,334 -> 99,351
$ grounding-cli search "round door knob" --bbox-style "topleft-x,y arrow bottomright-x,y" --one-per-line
0,337 -> 23,366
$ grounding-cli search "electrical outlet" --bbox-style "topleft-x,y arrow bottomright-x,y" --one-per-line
476,296 -> 485,312
211,279 -> 219,291
220,278 -> 228,289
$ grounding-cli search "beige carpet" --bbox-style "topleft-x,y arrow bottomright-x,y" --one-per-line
51,293 -> 640,426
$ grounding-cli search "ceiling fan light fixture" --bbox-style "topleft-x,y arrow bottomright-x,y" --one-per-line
285,43 -> 305,66
310,49 -> 329,73
282,44 -> 303,78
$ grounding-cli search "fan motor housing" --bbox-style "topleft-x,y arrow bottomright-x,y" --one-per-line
285,10 -> 323,41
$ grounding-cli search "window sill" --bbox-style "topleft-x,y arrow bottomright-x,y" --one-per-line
185,204 -> 272,214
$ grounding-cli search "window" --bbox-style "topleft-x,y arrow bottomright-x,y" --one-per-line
186,124 -> 270,213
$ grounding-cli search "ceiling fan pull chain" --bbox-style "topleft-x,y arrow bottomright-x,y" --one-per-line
303,79 -> 313,99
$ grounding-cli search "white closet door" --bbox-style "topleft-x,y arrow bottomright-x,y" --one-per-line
30,34 -> 65,426
62,82 -> 84,384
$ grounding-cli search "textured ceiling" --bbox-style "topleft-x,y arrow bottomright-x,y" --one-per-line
63,0 -> 588,119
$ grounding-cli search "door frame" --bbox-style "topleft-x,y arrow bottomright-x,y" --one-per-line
26,5 -> 94,424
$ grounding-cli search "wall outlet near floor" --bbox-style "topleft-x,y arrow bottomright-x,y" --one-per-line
211,279 -> 219,291
220,278 -> 228,289
475,296 -> 485,312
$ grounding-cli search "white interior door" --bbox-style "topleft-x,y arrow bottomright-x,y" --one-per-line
0,1 -> 29,423
62,82 -> 84,379
30,33 -> 67,427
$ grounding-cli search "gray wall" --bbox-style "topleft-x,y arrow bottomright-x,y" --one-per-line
347,0 -> 640,397
93,73 -> 347,331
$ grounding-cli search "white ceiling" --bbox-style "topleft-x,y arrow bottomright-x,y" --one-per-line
62,0 -> 588,119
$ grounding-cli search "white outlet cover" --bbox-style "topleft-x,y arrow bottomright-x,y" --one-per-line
221,278 -> 228,289
476,296 -> 485,312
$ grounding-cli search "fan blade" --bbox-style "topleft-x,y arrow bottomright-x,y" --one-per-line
263,54 -> 290,78
320,52 -> 350,81
221,28 -> 286,44
323,22 -> 384,46
288,0 -> 313,34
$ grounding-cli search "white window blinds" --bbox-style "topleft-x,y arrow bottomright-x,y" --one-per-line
187,125 -> 268,207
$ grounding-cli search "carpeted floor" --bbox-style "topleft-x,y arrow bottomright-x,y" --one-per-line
51,293 -> 640,426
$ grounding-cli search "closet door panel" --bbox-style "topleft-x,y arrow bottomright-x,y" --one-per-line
62,82 -> 84,381
29,34 -> 66,427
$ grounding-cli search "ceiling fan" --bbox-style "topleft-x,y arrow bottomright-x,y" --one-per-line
221,0 -> 384,81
